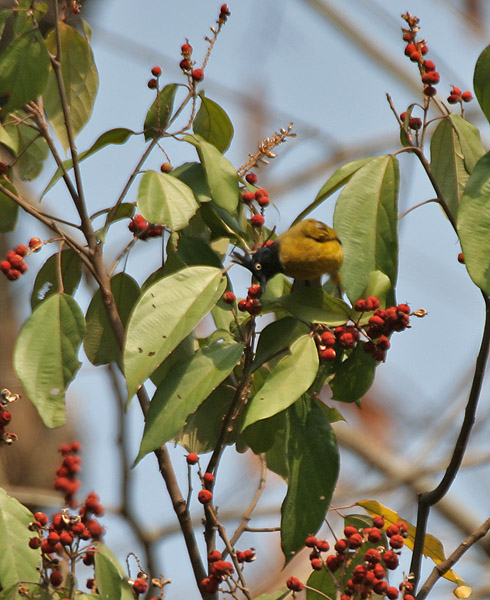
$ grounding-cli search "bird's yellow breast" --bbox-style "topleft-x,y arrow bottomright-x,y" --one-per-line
277,219 -> 343,280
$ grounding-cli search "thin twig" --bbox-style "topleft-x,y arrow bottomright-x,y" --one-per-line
416,518 -> 490,600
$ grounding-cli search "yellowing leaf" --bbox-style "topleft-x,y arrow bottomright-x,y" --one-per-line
357,500 -> 464,585
454,585 -> 472,598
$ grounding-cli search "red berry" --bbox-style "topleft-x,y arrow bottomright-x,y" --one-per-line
447,94 -> 460,104
208,549 -> 222,562
305,535 -> 318,548
366,527 -> 382,543
286,577 -> 304,592
15,244 -> 28,257
404,43 -> 416,56
203,472 -> 215,484
245,173 -> 257,184
180,58 -> 191,71
0,260 -> 11,273
223,291 -> 236,304
250,214 -> 264,227
6,269 -> 21,281
248,284 -> 262,298
198,489 -> 213,504
319,347 -> 336,361
409,117 -> 422,130
316,540 -> 329,553
0,411 -> 12,426
377,336 -> 390,351
410,51 -> 422,62
210,560 -> 233,576
29,238 -> 42,251
334,538 -> 347,553
458,252 -> 464,264
255,188 -> 268,199
389,534 -> 404,549
186,452 -> 199,465
201,577 -> 220,594
422,71 -> 440,85
326,555 -> 341,572
147,78 -> 158,89
34,511 -> 48,526
402,32 -> 413,42
383,550 -> 399,570
237,299 -> 248,312
420,44 -> 428,55
242,191 -> 255,204
386,586 -> 399,599
181,43 -> 192,55
354,299 -> 367,312
461,90 -> 473,102
364,548 -> 381,563
151,66 -> 162,77
423,85 -> 437,97
347,533 -> 363,548
160,162 -> 172,173
257,195 -> 270,207
133,578 -> 148,594
29,537 -> 41,549
320,331 -> 336,347
423,60 -> 436,71
191,69 -> 204,82
60,531 -> 73,546
366,296 -> 380,311
310,557 -> 323,570
373,580 -> 388,594
50,571 -> 63,587
9,253 -> 24,268
220,4 -> 231,16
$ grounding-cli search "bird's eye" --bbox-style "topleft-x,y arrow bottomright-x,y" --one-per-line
255,263 -> 262,271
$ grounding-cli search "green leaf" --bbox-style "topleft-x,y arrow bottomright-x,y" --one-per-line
10,120 -> 49,181
0,181 -> 18,232
163,235 -> 224,277
450,114 -> 485,173
330,343 -> 376,403
188,135 -> 239,213
358,270 -> 392,308
293,157 -> 374,224
253,317 -> 309,371
307,569 -> 336,600
124,266 -> 226,400
457,151 -> 490,295
137,170 -> 199,230
245,410 -> 287,455
0,29 -> 50,113
193,95 -> 234,152
144,83 -> 178,140
84,273 -> 140,366
474,44 -> 490,126
279,288 -> 351,325
253,590 -> 290,600
94,552 -> 122,600
281,397 -> 339,561
0,489 -> 40,589
135,341 -> 243,463
150,333 -> 197,386
14,294 -> 85,427
171,162 -> 212,203
96,545 -> 133,600
334,155 -> 399,305
242,335 -> 319,430
31,249 -> 82,310
0,123 -> 18,155
44,23 -> 99,150
43,128 -> 135,197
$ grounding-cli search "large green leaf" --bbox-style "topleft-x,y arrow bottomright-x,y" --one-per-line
137,170 -> 199,231
457,151 -> 490,295
293,157 -> 374,224
84,273 -> 140,366
188,135 -> 239,213
143,83 -> 178,140
334,155 -> 399,304
14,294 -> 85,428
307,569 -> 336,600
253,317 -> 309,371
9,119 -> 49,181
281,397 -> 339,562
279,288 -> 351,325
241,335 -> 319,430
0,28 -> 50,113
31,248 -> 82,310
94,552 -> 122,600
474,44 -> 490,126
43,128 -> 135,196
44,23 -> 99,149
0,181 -> 18,232
330,343 -> 376,403
96,545 -> 133,600
193,95 -> 234,152
0,489 -> 40,589
171,162 -> 212,203
135,341 -> 243,463
124,266 -> 226,400
450,114 -> 485,173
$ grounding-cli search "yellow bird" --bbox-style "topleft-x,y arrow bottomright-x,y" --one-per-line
232,219 -> 343,293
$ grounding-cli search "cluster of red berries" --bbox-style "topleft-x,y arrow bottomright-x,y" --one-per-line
315,296 -> 412,364
241,176 -> 270,229
447,85 -> 473,105
236,284 -> 263,316
28,443 -> 106,589
201,547 -> 254,594
401,13 -> 440,98
0,388 -> 18,445
147,65 -> 162,90
0,238 -> 41,281
128,214 -> 163,239
178,42 -> 204,82
287,517 -> 414,600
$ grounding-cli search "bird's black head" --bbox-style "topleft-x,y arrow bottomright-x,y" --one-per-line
231,243 -> 283,292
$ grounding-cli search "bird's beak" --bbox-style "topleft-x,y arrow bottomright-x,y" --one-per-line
231,250 -> 253,271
